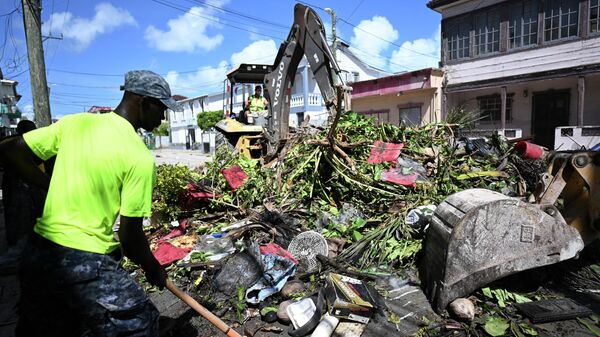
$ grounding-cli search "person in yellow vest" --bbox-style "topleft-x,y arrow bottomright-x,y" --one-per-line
244,85 -> 269,125
0,70 -> 180,336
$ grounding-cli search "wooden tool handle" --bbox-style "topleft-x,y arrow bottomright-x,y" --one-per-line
166,279 -> 243,337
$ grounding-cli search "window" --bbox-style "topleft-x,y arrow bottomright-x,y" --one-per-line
474,8 -> 500,56
353,72 -> 360,83
446,15 -> 471,60
478,94 -> 514,122
591,0 -> 600,33
359,109 -> 390,126
544,0 -> 579,41
509,0 -> 539,49
399,107 -> 421,126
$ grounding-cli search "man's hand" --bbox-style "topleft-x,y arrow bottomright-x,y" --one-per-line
119,216 -> 167,290
0,136 -> 50,190
144,260 -> 167,290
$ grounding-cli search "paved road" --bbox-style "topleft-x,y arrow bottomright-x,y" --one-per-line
152,149 -> 212,169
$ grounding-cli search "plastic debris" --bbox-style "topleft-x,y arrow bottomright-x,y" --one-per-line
287,298 -> 317,329
246,243 -> 298,304
221,165 -> 248,190
367,141 -> 404,164
154,241 -> 192,266
405,205 -> 437,229
288,231 -> 329,273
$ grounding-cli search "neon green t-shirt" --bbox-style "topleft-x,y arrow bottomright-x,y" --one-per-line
23,112 -> 156,254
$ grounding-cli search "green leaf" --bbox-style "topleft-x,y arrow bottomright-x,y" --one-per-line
352,230 -> 363,242
510,322 -> 526,337
455,171 -> 509,180
513,293 -> 532,304
482,287 -> 493,299
519,323 -> 538,336
483,316 -> 509,336
577,318 -> 600,337
351,218 -> 367,229
388,312 -> 401,324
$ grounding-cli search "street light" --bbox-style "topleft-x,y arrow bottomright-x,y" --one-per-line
324,8 -> 338,62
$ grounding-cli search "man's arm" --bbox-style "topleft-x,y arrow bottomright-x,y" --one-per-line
118,215 -> 166,289
0,136 -> 50,190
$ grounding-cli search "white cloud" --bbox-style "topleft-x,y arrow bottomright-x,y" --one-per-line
165,39 -> 278,97
389,25 -> 441,72
145,6 -> 224,52
230,40 -> 278,65
19,104 -> 34,121
42,3 -> 136,51
248,27 -> 262,41
165,61 -> 229,97
349,16 -> 398,69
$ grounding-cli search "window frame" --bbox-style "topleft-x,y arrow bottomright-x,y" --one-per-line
473,8 -> 501,56
477,93 -> 515,123
543,0 -> 580,42
508,0 -> 539,50
591,0 -> 600,34
445,14 -> 471,61
398,105 -> 422,126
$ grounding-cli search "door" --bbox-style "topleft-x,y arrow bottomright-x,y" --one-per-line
532,90 -> 570,149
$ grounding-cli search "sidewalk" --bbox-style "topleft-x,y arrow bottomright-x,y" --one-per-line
153,149 -> 212,169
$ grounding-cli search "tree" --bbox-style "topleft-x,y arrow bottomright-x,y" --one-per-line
152,122 -> 170,148
153,121 -> 170,136
197,110 -> 224,131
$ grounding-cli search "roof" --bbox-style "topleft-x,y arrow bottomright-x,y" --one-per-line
427,0 -> 462,9
351,68 -> 442,99
226,63 -> 272,84
172,94 -> 188,101
337,42 -> 391,79
88,106 -> 112,113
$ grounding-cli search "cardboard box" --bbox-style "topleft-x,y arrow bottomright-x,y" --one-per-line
325,273 -> 376,324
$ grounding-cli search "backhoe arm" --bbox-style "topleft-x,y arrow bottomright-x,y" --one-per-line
264,3 -> 347,141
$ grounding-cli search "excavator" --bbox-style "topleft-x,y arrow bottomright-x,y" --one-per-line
214,3 -> 349,159
420,149 -> 600,313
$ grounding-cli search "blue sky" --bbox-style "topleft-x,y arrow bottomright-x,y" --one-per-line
0,0 -> 441,118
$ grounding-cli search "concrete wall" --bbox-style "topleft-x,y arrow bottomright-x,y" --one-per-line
585,74 -> 600,125
447,73 -> 600,137
353,88 -> 441,125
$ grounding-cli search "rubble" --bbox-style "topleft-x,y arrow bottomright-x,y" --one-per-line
133,112 -> 598,336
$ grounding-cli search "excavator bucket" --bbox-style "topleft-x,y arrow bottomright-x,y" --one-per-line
420,188 -> 585,313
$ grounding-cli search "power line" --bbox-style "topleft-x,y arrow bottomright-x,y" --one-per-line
292,0 -> 439,60
151,0 -> 285,41
339,37 -> 411,71
48,81 -> 117,89
184,0 -> 289,29
338,17 -> 438,60
347,0 -> 364,20
46,0 -> 69,69
0,8 -> 18,17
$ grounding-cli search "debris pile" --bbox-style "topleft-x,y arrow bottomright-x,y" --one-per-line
126,112 -> 581,336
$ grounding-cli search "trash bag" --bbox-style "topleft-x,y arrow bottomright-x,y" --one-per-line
214,251 -> 262,294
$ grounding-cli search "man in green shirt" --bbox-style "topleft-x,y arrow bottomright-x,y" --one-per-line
0,70 -> 181,336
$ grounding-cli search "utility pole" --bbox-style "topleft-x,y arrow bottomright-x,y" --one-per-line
22,0 -> 52,127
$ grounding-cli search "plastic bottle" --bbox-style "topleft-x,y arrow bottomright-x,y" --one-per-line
311,314 -> 339,337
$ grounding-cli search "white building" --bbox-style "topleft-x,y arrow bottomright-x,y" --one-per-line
166,43 -> 389,151
429,0 -> 600,149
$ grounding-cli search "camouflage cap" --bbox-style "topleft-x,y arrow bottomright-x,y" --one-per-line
122,70 -> 182,111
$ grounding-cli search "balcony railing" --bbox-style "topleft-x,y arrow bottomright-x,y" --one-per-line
307,93 -> 322,106
291,95 -> 304,108
291,94 -> 323,108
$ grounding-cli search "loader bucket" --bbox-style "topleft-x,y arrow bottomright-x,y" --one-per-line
420,189 -> 584,313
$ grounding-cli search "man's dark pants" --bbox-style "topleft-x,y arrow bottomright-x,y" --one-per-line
17,234 -> 159,337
